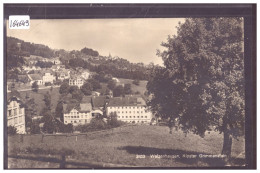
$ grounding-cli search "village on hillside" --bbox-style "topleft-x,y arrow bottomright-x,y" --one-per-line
7,41 -> 157,135
5,14 -> 249,169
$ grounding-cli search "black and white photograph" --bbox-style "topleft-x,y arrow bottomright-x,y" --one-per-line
4,4 -> 256,169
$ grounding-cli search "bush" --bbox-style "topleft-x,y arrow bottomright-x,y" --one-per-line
30,123 -> 41,134
7,126 -> 17,135
45,82 -> 52,86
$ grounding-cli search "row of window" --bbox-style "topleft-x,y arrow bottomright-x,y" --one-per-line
118,115 -> 148,119
8,116 -> 24,126
108,106 -> 145,110
115,110 -> 147,114
8,108 -> 23,117
65,120 -> 87,124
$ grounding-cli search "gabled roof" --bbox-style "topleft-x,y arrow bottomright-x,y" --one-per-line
80,103 -> 92,112
28,74 -> 42,80
7,95 -> 25,108
107,96 -> 146,107
92,96 -> 107,108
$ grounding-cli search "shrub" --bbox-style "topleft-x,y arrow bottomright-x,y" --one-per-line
7,126 -> 17,135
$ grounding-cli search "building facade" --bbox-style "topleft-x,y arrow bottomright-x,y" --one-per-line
106,96 -> 153,124
69,76 -> 84,88
42,72 -> 55,84
63,103 -> 93,126
7,96 -> 26,134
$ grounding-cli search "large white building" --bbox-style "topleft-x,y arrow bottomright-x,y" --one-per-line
106,96 -> 153,124
42,71 -> 55,84
7,96 -> 26,134
63,103 -> 93,126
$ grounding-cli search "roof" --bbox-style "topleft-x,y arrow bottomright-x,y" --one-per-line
82,96 -> 92,103
28,74 -> 42,80
107,96 -> 146,107
7,95 -> 25,108
80,103 -> 92,112
92,96 -> 107,108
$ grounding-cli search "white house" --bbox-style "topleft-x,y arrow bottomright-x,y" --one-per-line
57,69 -> 70,81
81,71 -> 90,80
63,103 -> 93,126
28,74 -> 43,85
106,96 -> 153,124
7,96 -> 26,134
112,77 -> 120,83
69,76 -> 84,88
42,71 -> 55,84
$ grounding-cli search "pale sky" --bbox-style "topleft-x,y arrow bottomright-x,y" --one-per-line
7,18 -> 185,65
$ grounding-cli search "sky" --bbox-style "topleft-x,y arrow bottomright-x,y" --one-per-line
7,18 -> 185,65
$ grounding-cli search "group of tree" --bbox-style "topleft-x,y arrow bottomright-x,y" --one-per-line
35,61 -> 53,68
113,83 -> 132,97
147,18 -> 244,159
80,47 -> 99,57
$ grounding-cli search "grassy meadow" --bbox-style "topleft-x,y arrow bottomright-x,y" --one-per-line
8,125 -> 245,168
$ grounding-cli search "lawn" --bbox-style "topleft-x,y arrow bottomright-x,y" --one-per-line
19,87 -> 61,115
118,78 -> 148,95
7,125 -> 245,168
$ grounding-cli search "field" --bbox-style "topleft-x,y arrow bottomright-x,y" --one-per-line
118,78 -> 148,95
18,87 -> 61,115
7,125 -> 245,168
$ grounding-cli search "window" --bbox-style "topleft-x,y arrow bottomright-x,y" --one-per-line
137,116 -> 139,118
141,116 -> 143,118
129,116 -> 132,118
74,121 -> 77,123
137,111 -> 139,113
65,121 -> 67,123
77,116 -> 79,118
14,109 -> 17,116
19,116 -> 22,123
122,111 -> 124,113
118,111 -> 120,113
118,116 -> 120,118
141,111 -> 143,113
133,116 -> 135,118
122,116 -> 124,118
133,111 -> 135,114
19,108 -> 22,114
129,111 -> 131,113
8,110 -> 11,117
145,116 -> 147,118
126,116 -> 128,118
14,117 -> 18,124
126,111 -> 127,113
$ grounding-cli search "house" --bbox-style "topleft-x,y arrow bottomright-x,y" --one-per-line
28,74 -> 43,85
7,96 -> 26,134
41,70 -> 55,84
106,96 -> 153,124
92,91 -> 101,97
52,57 -> 61,65
112,77 -> 120,83
81,71 -> 90,80
69,75 -> 84,88
51,64 -> 65,71
63,103 -> 93,126
57,69 -> 70,81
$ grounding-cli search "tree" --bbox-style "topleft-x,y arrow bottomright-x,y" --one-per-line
81,82 -> 93,96
43,92 -> 51,110
7,126 -> 17,135
113,85 -> 124,97
31,81 -> 39,92
107,79 -> 116,90
124,83 -> 132,95
59,82 -> 70,95
55,101 -> 64,121
87,78 -> 101,91
30,122 -> 41,134
147,18 -> 244,159
72,89 -> 83,102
